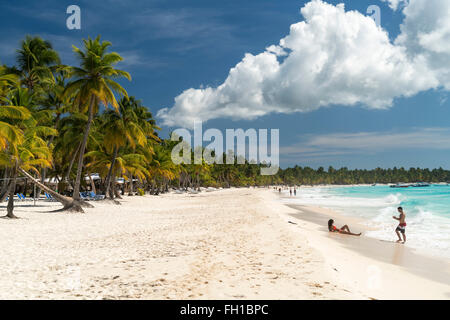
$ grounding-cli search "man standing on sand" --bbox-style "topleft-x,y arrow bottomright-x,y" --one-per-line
393,207 -> 407,243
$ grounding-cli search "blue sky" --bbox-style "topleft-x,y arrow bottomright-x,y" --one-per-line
1,0 -> 450,169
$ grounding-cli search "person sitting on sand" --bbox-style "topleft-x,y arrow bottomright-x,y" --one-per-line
393,207 -> 407,243
328,219 -> 361,236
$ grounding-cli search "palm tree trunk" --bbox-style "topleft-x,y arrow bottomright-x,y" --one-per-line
88,173 -> 96,194
108,180 -> 114,198
73,96 -> 95,201
0,168 -> 10,202
18,168 -> 74,208
6,166 -> 18,219
128,174 -> 134,196
65,141 -> 82,183
37,114 -> 60,198
105,145 -> 118,199
0,181 -> 11,202
114,182 -> 122,199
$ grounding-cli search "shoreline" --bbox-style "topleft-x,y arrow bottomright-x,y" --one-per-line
278,183 -> 450,260
274,193 -> 450,299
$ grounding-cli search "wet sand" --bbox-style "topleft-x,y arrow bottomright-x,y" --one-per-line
282,201 -> 450,299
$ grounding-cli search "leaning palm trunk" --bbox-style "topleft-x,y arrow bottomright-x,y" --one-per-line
73,96 -> 95,201
18,168 -> 86,212
65,141 -> 81,183
108,180 -> 115,199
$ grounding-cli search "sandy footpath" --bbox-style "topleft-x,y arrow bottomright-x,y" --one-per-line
0,188 -> 448,299
0,188 -> 361,299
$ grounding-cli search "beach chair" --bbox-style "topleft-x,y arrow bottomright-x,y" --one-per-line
20,193 -> 32,201
79,192 -> 90,201
44,192 -> 57,202
88,191 -> 105,200
18,193 -> 25,201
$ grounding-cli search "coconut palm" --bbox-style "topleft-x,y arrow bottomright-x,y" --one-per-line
0,105 -> 30,151
0,97 -> 57,218
62,36 -> 130,208
15,35 -> 60,93
100,97 -> 149,198
148,143 -> 178,193
0,67 -> 26,147
122,152 -> 151,195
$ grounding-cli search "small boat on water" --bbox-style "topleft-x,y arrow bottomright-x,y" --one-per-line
390,183 -> 410,188
411,182 -> 431,187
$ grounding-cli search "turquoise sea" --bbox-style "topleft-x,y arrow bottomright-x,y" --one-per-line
283,184 -> 450,258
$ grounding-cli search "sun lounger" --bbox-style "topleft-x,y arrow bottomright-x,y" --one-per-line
45,192 -> 57,202
88,191 -> 105,200
79,192 -> 90,200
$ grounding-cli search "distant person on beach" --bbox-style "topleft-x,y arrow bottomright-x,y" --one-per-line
294,189 -> 297,196
328,219 -> 362,236
393,207 -> 407,243
290,188 -> 292,196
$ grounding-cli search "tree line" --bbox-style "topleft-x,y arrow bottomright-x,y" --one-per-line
277,166 -> 450,185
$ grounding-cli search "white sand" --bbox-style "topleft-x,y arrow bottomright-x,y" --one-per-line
0,188 -> 448,299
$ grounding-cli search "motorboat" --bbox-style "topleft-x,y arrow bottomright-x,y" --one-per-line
411,182 -> 431,187
390,183 -> 410,188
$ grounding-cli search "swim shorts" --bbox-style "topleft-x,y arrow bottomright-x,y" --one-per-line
396,225 -> 406,233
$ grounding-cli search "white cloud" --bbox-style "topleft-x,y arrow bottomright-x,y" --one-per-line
381,0 -> 409,11
395,0 -> 450,89
158,0 -> 449,127
281,128 -> 450,159
118,50 -> 167,69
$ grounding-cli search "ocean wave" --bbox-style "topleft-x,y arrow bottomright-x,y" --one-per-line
283,186 -> 450,258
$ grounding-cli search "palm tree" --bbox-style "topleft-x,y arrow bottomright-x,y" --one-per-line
0,68 -> 32,201
101,97 -> 148,198
15,35 -> 60,93
36,71 -> 72,195
0,65 -> 20,101
0,105 -> 30,151
148,143 -> 177,194
0,95 -> 57,218
63,36 -> 130,209
53,113 -> 93,185
122,152 -> 150,195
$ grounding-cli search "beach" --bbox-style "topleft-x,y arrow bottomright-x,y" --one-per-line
0,188 -> 448,299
